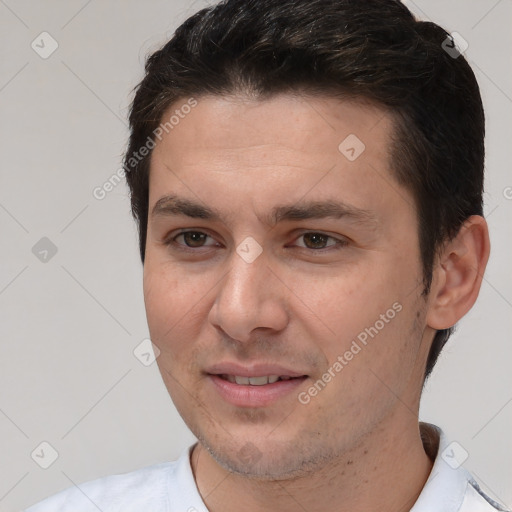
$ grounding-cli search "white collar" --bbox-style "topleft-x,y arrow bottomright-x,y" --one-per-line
411,422 -> 508,511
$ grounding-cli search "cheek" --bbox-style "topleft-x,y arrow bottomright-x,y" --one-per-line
294,264 -> 399,349
303,263 -> 421,382
143,262 -> 204,348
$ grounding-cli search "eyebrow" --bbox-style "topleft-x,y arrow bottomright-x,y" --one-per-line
151,194 -> 379,228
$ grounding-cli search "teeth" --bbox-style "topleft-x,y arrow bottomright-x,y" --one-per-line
248,376 -> 269,386
228,375 -> 281,385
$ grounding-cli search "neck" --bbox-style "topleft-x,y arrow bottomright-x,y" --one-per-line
191,414 -> 434,512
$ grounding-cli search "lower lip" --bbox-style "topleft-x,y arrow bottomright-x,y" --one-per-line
209,375 -> 307,407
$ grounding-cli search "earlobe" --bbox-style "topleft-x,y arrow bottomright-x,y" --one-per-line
426,215 -> 490,330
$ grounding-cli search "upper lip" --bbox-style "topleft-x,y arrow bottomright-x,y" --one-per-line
206,362 -> 307,378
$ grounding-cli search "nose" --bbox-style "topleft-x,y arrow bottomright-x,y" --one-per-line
208,247 -> 289,343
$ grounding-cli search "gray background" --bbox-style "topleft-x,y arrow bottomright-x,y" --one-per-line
0,1 -> 510,510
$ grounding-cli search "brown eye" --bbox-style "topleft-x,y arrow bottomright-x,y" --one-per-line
294,232 -> 346,250
302,233 -> 330,249
181,231 -> 208,247
169,230 -> 218,249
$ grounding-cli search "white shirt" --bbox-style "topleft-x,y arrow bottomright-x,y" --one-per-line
25,423 -> 509,512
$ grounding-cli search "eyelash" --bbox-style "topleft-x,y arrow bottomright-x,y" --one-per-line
165,230 -> 348,253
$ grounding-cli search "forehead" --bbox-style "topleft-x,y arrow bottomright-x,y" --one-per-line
147,93 -> 414,227
151,93 -> 393,166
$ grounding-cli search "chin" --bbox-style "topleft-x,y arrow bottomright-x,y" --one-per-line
199,432 -> 330,481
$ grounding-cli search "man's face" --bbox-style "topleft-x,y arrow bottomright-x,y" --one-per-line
143,94 -> 433,478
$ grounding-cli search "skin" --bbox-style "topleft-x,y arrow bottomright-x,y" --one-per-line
143,93 -> 490,512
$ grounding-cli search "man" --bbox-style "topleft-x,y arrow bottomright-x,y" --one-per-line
25,0 -> 509,511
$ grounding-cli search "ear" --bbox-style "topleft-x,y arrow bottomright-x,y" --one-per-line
426,215 -> 490,330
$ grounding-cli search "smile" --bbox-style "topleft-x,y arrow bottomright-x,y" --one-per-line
209,373 -> 308,407
219,375 -> 298,385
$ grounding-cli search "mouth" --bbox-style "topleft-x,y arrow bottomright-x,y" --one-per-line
217,374 -> 305,385
206,364 -> 309,407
